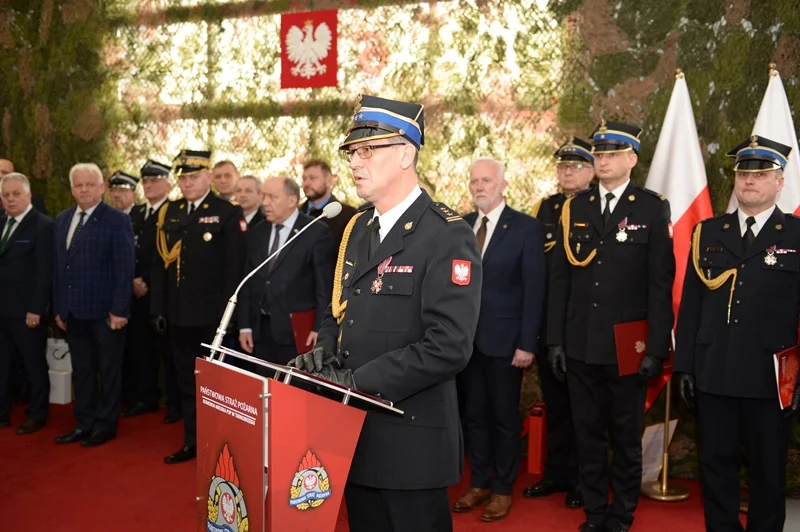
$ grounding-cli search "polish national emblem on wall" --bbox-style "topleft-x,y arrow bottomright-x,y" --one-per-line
207,444 -> 249,532
289,450 -> 332,510
285,20 -> 332,79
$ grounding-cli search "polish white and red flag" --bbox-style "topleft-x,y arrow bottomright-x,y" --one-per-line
643,71 -> 713,411
727,68 -> 800,214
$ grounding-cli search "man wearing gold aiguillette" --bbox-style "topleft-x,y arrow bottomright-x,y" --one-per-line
288,95 -> 482,531
149,150 -> 247,465
675,135 -> 800,532
547,121 -> 675,532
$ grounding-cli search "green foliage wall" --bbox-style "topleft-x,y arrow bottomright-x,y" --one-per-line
0,0 -> 119,215
556,0 -> 800,214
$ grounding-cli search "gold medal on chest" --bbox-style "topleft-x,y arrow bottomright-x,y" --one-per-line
203,232 -> 212,242
765,252 -> 777,266
616,229 -> 627,242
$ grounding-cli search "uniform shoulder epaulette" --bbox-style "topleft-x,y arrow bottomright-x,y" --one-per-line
575,187 -> 594,198
431,202 -> 462,223
786,213 -> 800,220
357,202 -> 373,213
641,187 -> 667,201
229,199 -> 239,206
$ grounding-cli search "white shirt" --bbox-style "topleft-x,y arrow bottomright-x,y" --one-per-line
245,209 -> 259,224
371,185 -> 423,242
598,179 -> 631,215
67,202 -> 101,249
123,206 -> 133,215
145,198 -> 167,220
268,208 -> 300,255
472,200 -> 506,257
738,205 -> 775,238
187,190 -> 210,215
1,203 -> 33,242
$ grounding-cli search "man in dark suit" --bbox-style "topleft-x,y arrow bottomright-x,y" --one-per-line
547,121 -> 675,532
0,172 -> 52,434
300,159 -> 356,247
234,175 -> 266,228
451,158 -> 545,522
289,95 -> 482,532
0,157 -> 47,215
676,136 -> 798,532
151,150 -> 246,464
238,176 -> 335,369
523,138 -> 594,507
53,163 -> 135,447
121,160 -> 181,422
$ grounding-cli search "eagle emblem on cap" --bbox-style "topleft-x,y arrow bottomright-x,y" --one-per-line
285,20 -> 332,79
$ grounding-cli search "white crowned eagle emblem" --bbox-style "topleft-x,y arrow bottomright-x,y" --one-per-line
285,20 -> 332,79
454,263 -> 469,282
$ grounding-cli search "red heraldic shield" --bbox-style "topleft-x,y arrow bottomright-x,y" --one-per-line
280,10 -> 338,89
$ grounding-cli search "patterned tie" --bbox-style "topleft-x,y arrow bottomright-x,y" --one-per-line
68,211 -> 86,250
602,192 -> 615,226
368,217 -> 381,260
743,216 -> 756,250
0,217 -> 17,251
476,216 -> 489,254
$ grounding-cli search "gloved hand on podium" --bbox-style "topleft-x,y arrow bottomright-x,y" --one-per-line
316,364 -> 356,389
287,344 -> 341,372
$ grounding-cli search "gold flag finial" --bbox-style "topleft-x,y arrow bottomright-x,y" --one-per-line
675,68 -> 684,79
769,63 -> 779,76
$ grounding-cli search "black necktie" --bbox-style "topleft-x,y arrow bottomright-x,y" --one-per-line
188,202 -> 195,216
147,206 -> 154,219
68,211 -> 86,250
1,217 -> 17,251
368,217 -> 381,260
602,192 -> 615,225
476,216 -> 489,253
743,216 -> 756,250
267,224 -> 284,274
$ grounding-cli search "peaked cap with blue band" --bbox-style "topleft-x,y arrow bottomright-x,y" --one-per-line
340,94 -> 425,150
173,149 -> 211,176
591,120 -> 642,153
727,135 -> 791,172
109,170 -> 140,189
555,137 -> 594,164
140,159 -> 172,178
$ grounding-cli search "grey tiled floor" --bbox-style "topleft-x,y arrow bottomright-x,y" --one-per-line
787,498 -> 800,528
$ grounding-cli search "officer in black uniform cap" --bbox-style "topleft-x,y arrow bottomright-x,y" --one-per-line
547,120 -> 675,532
121,159 -> 182,423
676,135 -> 800,532
288,95 -> 482,532
523,137 -> 594,508
150,150 -> 246,464
108,171 -> 139,214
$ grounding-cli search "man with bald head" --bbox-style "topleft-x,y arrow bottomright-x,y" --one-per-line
452,157 -> 545,522
238,176 -> 335,369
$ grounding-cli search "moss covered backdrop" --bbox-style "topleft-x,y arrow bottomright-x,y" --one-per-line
1,0 -> 799,490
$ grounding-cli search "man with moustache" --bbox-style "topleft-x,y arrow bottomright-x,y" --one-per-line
212,160 -> 240,202
234,175 -> 266,228
121,160 -> 181,423
451,157 -> 545,522
523,138 -> 595,508
300,159 -> 356,247
108,171 -> 138,214
0,172 -> 52,434
676,136 -> 799,532
151,150 -> 246,464
547,121 -> 675,532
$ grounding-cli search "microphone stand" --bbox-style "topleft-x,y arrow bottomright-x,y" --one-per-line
208,206 -> 338,362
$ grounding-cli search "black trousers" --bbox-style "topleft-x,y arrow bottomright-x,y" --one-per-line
66,318 -> 126,432
253,314 -> 297,377
169,324 -> 215,447
566,358 -> 646,529
0,318 -> 49,421
345,482 -> 452,532
697,391 -> 790,532
123,295 -> 170,410
536,345 -> 578,485
462,347 -> 522,495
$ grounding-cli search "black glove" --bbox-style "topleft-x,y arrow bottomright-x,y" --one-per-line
638,355 -> 663,379
151,315 -> 167,337
316,364 -> 356,389
287,345 -> 340,372
547,345 -> 567,383
677,373 -> 696,409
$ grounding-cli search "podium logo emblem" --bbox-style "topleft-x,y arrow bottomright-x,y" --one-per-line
207,443 -> 249,532
289,449 -> 332,510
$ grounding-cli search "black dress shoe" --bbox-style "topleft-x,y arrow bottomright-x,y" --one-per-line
16,418 -> 46,435
55,428 -> 90,444
522,478 -> 570,498
120,402 -> 158,418
164,446 -> 196,464
565,484 -> 584,508
163,411 -> 182,424
81,430 -> 117,447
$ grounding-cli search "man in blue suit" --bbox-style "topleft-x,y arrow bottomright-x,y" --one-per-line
452,157 -> 546,522
53,163 -> 135,447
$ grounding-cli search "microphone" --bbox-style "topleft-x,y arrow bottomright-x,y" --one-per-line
209,202 -> 342,361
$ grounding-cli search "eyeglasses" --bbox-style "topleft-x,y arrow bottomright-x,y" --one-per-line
341,144 -> 404,162
557,163 -> 587,171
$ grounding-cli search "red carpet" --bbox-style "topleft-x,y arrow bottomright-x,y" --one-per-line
1,404 -> 713,531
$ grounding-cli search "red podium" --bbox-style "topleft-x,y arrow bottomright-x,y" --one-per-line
196,344 -> 402,532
